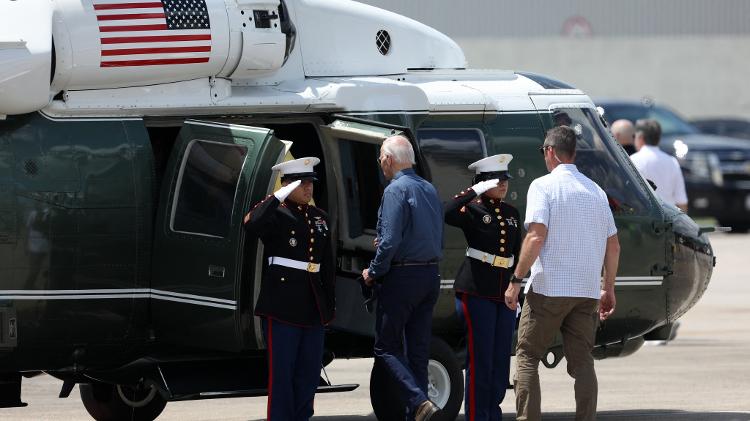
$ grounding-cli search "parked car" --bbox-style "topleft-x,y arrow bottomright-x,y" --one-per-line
691,118 -> 750,141
596,99 -> 750,232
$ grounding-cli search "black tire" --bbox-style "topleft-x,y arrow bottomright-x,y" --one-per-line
370,357 -> 406,421
369,337 -> 463,421
80,381 -> 167,421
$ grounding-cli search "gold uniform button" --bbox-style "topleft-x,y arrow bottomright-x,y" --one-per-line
291,230 -> 295,235
497,215 -> 502,220
500,239 -> 506,244
500,222 -> 506,226
281,277 -> 285,282
311,238 -> 315,243
500,247 -> 505,252
495,208 -> 500,213
309,256 -> 314,261
501,230 -> 506,235
310,229 -> 314,233
309,247 -> 313,252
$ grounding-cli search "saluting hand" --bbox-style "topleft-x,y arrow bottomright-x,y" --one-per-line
274,180 -> 302,202
471,178 -> 500,196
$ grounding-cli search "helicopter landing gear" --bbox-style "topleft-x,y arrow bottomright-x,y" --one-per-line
369,337 -> 463,421
79,380 -> 166,421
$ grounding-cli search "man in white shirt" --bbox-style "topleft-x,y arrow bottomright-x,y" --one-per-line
630,119 -> 688,212
505,126 -> 620,421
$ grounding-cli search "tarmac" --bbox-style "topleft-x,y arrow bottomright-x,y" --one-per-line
3,232 -> 750,420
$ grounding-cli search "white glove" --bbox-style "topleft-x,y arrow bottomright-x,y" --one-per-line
471,179 -> 500,195
274,180 -> 302,202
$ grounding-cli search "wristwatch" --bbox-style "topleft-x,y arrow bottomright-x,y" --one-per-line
509,273 -> 523,284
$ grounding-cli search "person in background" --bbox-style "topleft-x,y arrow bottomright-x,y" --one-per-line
610,119 -> 637,155
630,119 -> 688,212
362,135 -> 444,421
243,157 -> 335,421
505,126 -> 620,421
444,154 -> 522,421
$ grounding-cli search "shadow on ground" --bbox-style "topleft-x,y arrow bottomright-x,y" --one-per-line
269,409 -> 750,421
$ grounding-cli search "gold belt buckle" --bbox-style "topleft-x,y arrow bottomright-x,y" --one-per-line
307,262 -> 320,272
492,256 -> 510,268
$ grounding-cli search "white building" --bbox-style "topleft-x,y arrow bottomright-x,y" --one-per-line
360,0 -> 750,120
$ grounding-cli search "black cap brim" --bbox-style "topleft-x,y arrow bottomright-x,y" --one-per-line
476,171 -> 512,181
281,172 -> 318,182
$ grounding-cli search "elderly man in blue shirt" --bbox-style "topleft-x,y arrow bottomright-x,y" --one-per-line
362,135 -> 444,421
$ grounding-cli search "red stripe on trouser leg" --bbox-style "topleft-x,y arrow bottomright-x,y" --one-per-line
461,295 -> 476,421
267,319 -> 274,421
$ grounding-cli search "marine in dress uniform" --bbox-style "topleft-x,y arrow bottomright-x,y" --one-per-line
444,154 -> 523,421
243,157 -> 335,421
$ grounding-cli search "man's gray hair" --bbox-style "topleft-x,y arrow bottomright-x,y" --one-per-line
382,135 -> 416,165
544,126 -> 577,158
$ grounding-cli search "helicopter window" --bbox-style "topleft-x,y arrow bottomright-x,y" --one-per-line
171,140 -> 247,238
417,128 -> 486,202
337,139 -> 383,237
547,108 -> 651,215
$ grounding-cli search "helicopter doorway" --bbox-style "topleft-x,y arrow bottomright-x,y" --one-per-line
150,120 -> 287,352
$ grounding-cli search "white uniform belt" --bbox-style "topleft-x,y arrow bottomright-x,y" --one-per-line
268,256 -> 320,273
466,247 -> 514,268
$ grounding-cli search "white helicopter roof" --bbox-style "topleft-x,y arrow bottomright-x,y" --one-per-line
1,0 -> 589,118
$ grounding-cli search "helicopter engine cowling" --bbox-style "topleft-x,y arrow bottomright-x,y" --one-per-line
0,1 -> 55,116
0,0 -> 287,115
51,0 -> 286,91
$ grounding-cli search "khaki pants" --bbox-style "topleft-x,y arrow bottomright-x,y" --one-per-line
514,290 -> 599,421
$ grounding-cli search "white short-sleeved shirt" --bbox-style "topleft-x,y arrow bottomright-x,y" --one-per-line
630,145 -> 688,206
525,164 -> 617,299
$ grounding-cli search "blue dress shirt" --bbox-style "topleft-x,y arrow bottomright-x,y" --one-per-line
368,168 -> 444,279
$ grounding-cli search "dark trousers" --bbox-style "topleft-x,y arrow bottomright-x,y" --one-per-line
374,265 -> 440,418
457,294 -> 516,421
262,317 -> 325,421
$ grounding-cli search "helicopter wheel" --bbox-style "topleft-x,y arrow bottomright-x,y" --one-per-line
369,337 -> 463,421
80,380 -> 167,421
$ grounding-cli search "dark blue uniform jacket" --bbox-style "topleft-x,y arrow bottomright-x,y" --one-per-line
444,189 -> 522,299
244,195 -> 335,326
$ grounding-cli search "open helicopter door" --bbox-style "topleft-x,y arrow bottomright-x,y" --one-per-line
151,120 -> 287,351
319,119 -> 405,336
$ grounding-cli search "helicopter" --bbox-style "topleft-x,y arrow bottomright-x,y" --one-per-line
0,0 -> 714,420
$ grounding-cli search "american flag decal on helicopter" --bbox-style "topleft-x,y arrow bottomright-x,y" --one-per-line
93,0 -> 212,67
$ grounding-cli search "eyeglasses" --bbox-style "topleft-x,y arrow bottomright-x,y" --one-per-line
539,145 -> 552,155
376,155 -> 388,167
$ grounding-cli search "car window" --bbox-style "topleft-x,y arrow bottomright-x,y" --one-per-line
601,104 -> 699,137
548,108 -> 652,215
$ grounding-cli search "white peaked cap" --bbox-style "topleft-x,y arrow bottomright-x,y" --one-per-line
468,154 -> 514,174
272,157 -> 321,178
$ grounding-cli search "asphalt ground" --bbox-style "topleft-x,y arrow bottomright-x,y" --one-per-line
3,232 -> 750,420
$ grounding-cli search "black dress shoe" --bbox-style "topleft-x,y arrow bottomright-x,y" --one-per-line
415,400 -> 440,421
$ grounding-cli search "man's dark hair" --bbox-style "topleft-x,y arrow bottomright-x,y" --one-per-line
635,119 -> 662,146
544,126 -> 576,158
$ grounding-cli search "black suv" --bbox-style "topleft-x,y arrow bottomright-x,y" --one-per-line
596,99 -> 750,232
